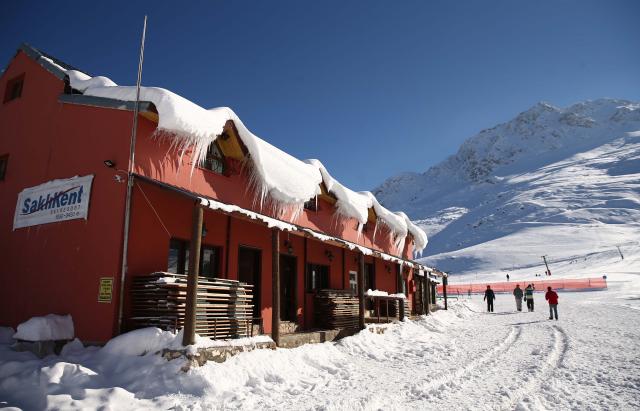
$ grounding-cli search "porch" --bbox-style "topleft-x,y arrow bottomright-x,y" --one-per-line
125,176 -> 440,347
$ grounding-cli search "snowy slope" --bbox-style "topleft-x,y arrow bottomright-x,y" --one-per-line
373,99 -> 640,276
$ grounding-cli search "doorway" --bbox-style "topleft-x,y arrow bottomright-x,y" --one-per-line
238,246 -> 261,319
279,254 -> 297,322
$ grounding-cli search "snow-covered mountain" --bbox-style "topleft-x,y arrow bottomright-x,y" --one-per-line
374,98 -> 640,276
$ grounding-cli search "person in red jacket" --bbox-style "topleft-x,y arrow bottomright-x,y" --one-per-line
545,286 -> 559,320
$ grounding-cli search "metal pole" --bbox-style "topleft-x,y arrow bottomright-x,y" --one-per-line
616,246 -> 624,260
117,15 -> 148,334
358,253 -> 366,329
542,255 -> 551,276
183,204 -> 203,346
271,229 -> 281,345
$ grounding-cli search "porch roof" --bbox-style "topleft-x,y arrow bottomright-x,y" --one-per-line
134,173 -> 443,277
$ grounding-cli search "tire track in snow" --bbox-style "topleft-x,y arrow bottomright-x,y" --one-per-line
404,325 -> 522,400
501,324 -> 569,410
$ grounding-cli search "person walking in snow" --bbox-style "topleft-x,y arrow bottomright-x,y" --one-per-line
484,285 -> 496,312
545,286 -> 559,320
525,284 -> 535,312
513,284 -> 523,311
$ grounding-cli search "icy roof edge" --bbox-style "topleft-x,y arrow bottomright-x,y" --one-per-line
19,43 -> 68,80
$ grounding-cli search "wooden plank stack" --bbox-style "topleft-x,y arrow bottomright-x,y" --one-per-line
314,289 -> 359,330
129,272 -> 254,339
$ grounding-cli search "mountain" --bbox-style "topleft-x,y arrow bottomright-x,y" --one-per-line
374,98 -> 640,276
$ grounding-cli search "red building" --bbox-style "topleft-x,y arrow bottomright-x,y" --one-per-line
0,44 -> 443,344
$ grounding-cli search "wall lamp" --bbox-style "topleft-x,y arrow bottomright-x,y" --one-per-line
103,160 -> 116,168
325,249 -> 334,262
284,240 -> 294,255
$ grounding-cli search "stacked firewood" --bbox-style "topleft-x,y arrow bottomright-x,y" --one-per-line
129,272 -> 254,339
314,289 -> 359,330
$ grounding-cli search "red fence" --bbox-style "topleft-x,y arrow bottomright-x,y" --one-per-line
438,277 -> 607,295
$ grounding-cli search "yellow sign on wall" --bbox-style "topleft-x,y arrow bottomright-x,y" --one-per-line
98,277 -> 114,303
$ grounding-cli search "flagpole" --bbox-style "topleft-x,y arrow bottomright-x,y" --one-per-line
117,15 -> 148,333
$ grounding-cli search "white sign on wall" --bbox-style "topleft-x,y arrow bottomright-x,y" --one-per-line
13,175 -> 94,230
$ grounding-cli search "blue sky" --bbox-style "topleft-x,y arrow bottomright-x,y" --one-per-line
2,1 -> 639,190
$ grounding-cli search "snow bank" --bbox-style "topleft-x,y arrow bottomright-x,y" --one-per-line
13,314 -> 74,341
101,327 -> 274,357
101,327 -> 176,356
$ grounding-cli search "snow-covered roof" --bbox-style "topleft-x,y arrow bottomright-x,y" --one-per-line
21,44 -> 428,254
199,197 -> 432,270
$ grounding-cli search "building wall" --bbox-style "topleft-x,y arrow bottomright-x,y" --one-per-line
0,51 -> 132,342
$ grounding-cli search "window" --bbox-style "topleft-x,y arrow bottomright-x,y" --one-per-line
0,155 -> 7,181
304,196 -> 318,211
202,142 -> 225,174
306,263 -> 329,292
349,271 -> 358,295
398,267 -> 407,295
167,238 -> 221,278
4,74 -> 25,103
200,246 -> 221,277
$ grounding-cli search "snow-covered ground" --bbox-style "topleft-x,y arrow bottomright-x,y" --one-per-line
1,253 -> 638,410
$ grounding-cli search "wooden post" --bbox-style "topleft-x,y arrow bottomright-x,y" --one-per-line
358,253 -> 366,329
182,204 -> 203,346
399,297 -> 405,320
386,299 -> 389,323
224,215 -> 231,278
271,229 -> 281,345
425,278 -> 431,315
342,248 -> 346,289
303,236 -> 308,329
443,276 -> 448,310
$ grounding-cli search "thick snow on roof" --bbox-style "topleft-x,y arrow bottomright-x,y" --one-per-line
304,159 -> 372,225
84,84 -> 322,219
397,211 -> 429,254
45,54 -> 426,254
304,160 -> 428,254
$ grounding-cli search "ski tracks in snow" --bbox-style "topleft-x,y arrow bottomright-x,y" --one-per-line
401,312 -> 569,411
